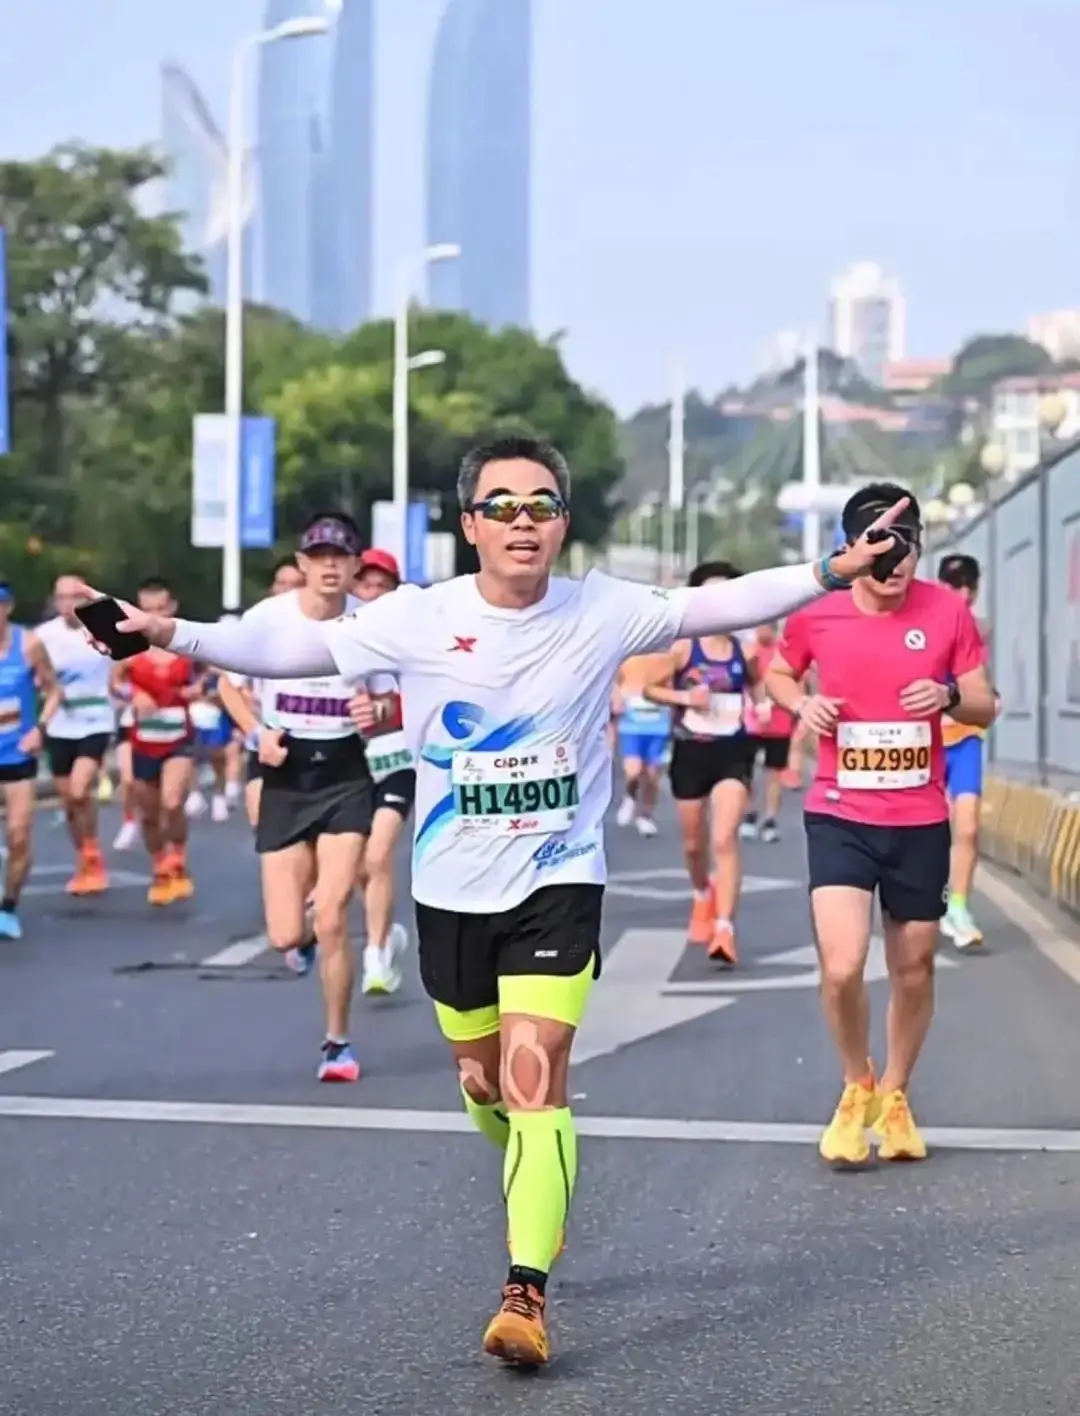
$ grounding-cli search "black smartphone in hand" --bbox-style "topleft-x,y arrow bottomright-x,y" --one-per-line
74,598 -> 150,660
866,528 -> 912,583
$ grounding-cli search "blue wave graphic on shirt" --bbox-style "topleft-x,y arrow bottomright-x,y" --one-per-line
415,700 -> 537,858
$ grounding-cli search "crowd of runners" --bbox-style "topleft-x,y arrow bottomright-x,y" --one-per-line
1,432 -> 1000,1369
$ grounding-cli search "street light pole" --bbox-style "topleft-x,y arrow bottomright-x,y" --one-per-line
801,335 -> 821,562
222,13 -> 332,613
391,243 -> 461,571
664,361 -> 685,580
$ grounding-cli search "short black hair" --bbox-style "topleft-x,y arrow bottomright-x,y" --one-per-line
302,510 -> 361,540
271,555 -> 298,579
457,434 -> 571,510
938,553 -> 980,589
841,482 -> 921,541
137,575 -> 171,596
688,560 -> 742,587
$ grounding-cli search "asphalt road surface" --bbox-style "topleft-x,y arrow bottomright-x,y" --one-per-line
4,790 -> 1080,1415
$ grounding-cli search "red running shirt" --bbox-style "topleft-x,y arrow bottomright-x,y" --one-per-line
777,580 -> 986,827
747,641 -> 795,738
127,652 -> 196,758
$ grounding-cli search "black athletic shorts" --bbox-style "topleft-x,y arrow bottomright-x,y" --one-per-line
415,882 -> 604,1014
245,749 -> 262,784
131,744 -> 194,783
45,732 -> 111,779
804,811 -> 951,923
669,736 -> 755,800
0,758 -> 37,784
373,769 -> 415,819
749,736 -> 791,772
256,735 -> 373,854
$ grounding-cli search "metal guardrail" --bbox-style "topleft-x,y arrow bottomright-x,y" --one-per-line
925,434 -> 1080,790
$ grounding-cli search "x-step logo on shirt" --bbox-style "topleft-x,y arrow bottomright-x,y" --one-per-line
449,637 -> 477,653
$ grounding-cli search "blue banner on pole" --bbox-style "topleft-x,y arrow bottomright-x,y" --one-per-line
0,228 -> 9,456
240,416 -> 275,548
405,500 -> 428,583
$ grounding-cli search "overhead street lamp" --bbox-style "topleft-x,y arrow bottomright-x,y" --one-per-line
392,243 -> 461,571
222,10 -> 334,613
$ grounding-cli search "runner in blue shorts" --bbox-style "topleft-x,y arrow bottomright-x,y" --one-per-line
612,653 -> 671,836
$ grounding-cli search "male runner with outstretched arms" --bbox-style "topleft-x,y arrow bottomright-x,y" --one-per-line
765,485 -> 997,1167
0,580 -> 61,938
81,434 -> 909,1368
37,574 -> 117,893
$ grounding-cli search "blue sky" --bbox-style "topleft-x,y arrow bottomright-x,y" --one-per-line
3,0 -> 1079,412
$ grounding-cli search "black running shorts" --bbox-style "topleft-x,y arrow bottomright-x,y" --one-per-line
804,811 -> 950,922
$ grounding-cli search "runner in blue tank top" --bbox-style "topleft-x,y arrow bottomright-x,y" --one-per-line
643,561 -> 766,965
0,580 -> 62,938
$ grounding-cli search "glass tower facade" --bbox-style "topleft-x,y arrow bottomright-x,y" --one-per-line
425,0 -> 532,328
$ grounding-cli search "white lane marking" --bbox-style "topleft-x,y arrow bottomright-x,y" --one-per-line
574,928 -> 735,1063
664,933 -> 959,995
21,864 -> 148,897
606,867 -> 799,901
979,865 -> 1080,987
0,1050 -> 54,1076
200,935 -> 270,968
0,1093 -> 1077,1152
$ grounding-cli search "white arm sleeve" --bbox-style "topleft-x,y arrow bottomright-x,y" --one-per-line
169,612 -> 337,678
676,563 -> 825,638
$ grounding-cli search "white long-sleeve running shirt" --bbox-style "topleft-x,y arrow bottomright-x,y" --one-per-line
169,565 -> 825,911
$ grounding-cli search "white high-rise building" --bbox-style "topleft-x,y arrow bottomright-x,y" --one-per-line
827,262 -> 905,385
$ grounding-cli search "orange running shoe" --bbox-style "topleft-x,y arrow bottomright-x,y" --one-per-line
708,919 -> 738,966
167,849 -> 195,902
147,855 -> 173,907
687,888 -> 716,947
78,842 -> 109,896
482,1282 -> 549,1367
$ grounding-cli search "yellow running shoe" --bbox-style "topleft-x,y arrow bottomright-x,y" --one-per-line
482,1281 -> 549,1367
819,1078 -> 879,1168
872,1089 -> 927,1162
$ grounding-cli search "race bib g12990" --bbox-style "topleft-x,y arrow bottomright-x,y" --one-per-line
836,720 -> 931,790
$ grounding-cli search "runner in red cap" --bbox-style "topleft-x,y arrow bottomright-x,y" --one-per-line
765,483 -> 998,1168
350,546 -> 412,994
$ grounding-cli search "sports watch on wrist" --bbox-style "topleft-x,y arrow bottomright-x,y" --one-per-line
942,682 -> 961,713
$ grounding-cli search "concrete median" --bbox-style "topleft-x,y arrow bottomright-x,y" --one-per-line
982,776 -> 1080,911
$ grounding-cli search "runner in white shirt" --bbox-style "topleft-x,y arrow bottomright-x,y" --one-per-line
81,435 -> 908,1369
221,517 -> 389,1084
38,576 -> 118,894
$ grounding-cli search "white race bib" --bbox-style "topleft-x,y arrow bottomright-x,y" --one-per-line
450,742 -> 579,837
190,701 -> 222,732
0,697 -> 21,731
683,692 -> 744,738
366,728 -> 413,782
836,720 -> 931,790
137,706 -> 188,744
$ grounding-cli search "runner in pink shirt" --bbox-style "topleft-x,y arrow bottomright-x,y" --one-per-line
765,483 -> 997,1169
742,623 -> 798,843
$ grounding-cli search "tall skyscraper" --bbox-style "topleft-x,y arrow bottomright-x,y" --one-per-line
160,62 -> 254,304
257,0 -> 330,323
322,0 -> 375,332
827,262 -> 905,386
424,0 -> 531,328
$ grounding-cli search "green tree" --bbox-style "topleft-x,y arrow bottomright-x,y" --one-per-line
0,144 -> 206,537
338,311 -> 624,546
944,334 -> 1052,400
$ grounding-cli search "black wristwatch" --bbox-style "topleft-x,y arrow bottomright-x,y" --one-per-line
942,682 -> 961,713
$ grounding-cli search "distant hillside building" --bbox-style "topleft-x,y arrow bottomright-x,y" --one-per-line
827,262 -> 905,386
